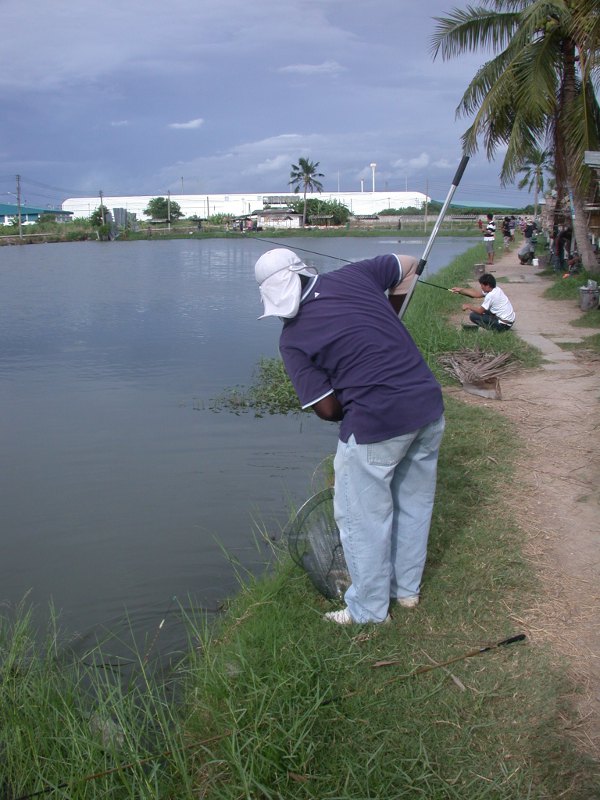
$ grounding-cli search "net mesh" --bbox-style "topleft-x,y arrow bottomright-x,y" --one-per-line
285,488 -> 351,600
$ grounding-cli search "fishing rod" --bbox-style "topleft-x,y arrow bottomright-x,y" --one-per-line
319,632 -> 526,706
372,633 -> 526,673
418,278 -> 453,292
398,154 -> 469,320
372,633 -> 527,692
12,732 -> 232,800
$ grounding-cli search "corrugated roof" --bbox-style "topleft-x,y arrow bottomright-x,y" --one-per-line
0,203 -> 71,215
450,200 -> 516,210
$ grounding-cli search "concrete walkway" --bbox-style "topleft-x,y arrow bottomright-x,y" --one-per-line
488,250 -> 598,370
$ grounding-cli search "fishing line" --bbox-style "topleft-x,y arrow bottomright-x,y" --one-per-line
229,232 -> 458,293
226,231 -> 353,263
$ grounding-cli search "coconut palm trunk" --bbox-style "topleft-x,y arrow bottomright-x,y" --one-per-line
558,40 -> 598,271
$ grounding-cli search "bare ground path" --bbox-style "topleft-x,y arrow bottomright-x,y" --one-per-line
445,249 -> 600,758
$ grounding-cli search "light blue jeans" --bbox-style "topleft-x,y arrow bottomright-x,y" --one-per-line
333,415 -> 445,623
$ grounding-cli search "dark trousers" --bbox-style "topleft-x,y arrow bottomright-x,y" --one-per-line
469,311 -> 512,332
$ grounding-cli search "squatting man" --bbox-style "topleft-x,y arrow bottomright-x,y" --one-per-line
255,248 -> 445,625
452,273 -> 516,332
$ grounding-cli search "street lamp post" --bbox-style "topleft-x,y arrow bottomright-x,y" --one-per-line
370,162 -> 376,193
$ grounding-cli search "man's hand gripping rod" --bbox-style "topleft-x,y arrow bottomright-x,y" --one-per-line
398,155 -> 469,321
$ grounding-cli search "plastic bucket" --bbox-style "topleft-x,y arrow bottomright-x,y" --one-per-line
579,287 -> 600,311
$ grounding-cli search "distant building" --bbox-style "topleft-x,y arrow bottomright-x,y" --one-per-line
61,191 -> 428,220
255,209 -> 302,229
0,203 -> 72,225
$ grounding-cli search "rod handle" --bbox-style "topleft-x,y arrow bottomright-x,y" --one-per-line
452,155 -> 469,187
480,633 -> 527,653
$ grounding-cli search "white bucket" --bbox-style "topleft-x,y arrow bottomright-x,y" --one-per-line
532,258 -> 539,267
579,287 -> 600,311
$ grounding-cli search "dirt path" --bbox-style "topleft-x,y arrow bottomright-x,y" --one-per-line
446,249 -> 600,757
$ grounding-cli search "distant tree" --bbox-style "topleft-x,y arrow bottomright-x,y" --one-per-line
90,205 -> 109,227
290,197 -> 350,225
143,197 -> 183,221
517,147 -> 554,222
289,158 -> 324,226
379,206 -> 426,216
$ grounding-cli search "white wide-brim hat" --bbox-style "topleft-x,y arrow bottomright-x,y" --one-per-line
255,248 -> 316,319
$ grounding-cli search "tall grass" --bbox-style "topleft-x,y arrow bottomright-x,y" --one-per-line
0,599 -> 198,799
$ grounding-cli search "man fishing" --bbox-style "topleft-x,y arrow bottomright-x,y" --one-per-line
451,273 -> 516,332
255,247 -> 445,625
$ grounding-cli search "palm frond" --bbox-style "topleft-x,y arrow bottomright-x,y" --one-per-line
431,5 -> 521,60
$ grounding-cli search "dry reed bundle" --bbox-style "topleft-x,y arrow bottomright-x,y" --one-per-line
438,347 -> 519,399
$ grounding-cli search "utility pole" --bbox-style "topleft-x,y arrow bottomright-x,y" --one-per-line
99,190 -> 105,225
424,179 -> 429,233
16,174 -> 23,239
167,190 -> 171,231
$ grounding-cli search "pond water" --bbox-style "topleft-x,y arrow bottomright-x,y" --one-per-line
0,235 -> 477,659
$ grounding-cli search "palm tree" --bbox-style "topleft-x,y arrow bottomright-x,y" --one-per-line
430,0 -> 600,273
517,147 -> 553,221
289,158 -> 324,227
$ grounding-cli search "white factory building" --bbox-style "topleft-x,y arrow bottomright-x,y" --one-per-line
61,190 -> 428,221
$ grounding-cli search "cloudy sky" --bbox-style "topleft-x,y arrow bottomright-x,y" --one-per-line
1,0 -> 532,210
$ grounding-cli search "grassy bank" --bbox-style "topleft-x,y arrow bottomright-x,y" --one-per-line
2,245 -> 598,798
185,396 -> 597,799
0,220 -> 478,245
540,267 -> 600,353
